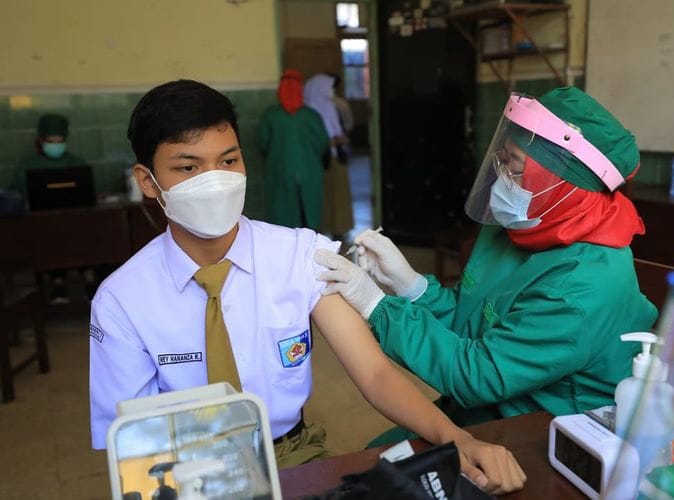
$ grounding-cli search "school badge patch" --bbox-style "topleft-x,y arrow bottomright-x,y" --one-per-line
277,330 -> 311,368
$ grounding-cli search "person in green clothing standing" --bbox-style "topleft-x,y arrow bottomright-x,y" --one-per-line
314,87 -> 658,442
258,69 -> 330,231
15,113 -> 97,304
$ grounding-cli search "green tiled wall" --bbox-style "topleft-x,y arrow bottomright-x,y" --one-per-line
0,88 -> 276,219
474,77 -> 670,188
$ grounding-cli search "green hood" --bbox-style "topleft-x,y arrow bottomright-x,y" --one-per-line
509,87 -> 639,192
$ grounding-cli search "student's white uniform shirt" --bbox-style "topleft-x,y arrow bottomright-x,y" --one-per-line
89,216 -> 339,449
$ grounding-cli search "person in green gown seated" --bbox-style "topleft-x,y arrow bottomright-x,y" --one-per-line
15,113 -> 97,304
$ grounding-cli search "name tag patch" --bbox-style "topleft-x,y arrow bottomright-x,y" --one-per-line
277,330 -> 311,368
158,352 -> 203,365
89,324 -> 105,343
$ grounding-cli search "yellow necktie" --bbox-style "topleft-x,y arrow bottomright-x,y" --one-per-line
194,260 -> 242,391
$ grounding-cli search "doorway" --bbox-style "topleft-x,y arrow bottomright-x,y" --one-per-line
279,0 -> 376,243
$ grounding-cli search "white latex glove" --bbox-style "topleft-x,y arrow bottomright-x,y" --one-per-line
354,229 -> 427,301
314,249 -> 385,320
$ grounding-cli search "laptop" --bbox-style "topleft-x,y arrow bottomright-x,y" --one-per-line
25,165 -> 96,211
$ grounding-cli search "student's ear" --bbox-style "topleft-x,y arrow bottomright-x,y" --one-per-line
133,164 -> 160,199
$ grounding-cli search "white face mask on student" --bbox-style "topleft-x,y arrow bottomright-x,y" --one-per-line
149,169 -> 246,239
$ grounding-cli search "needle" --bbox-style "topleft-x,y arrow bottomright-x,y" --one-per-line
344,226 -> 383,256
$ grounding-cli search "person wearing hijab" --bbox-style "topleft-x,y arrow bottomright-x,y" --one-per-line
258,70 -> 330,231
15,113 -> 94,304
314,87 -> 658,443
303,73 -> 354,240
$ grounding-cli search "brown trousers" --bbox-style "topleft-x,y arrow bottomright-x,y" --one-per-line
273,422 -> 331,469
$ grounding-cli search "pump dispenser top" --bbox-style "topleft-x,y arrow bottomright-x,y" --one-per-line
614,332 -> 673,439
620,332 -> 667,381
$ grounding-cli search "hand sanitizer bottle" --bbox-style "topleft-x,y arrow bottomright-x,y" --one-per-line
607,275 -> 674,499
614,332 -> 672,439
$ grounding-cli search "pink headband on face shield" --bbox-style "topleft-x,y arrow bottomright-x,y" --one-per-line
504,94 -> 625,192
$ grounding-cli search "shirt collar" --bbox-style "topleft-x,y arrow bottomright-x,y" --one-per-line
163,216 -> 254,292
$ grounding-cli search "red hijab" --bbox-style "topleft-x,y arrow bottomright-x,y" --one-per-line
507,157 -> 645,251
278,69 -> 304,114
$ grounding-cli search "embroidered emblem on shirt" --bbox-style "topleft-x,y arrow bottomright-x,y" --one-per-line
462,269 -> 476,290
277,330 -> 311,368
158,352 -> 203,365
482,302 -> 498,326
89,324 -> 105,343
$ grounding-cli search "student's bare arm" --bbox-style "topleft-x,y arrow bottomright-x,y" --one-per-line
310,293 -> 526,494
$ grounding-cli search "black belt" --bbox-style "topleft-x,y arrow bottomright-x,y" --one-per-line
273,416 -> 305,445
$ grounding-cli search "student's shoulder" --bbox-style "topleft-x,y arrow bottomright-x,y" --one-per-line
98,233 -> 166,291
245,218 -> 337,254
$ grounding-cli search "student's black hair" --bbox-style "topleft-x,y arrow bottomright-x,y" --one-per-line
127,79 -> 240,169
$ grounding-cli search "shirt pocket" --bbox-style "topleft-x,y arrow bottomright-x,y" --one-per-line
265,325 -> 312,387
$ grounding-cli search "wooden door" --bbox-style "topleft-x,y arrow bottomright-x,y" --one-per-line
284,38 -> 343,80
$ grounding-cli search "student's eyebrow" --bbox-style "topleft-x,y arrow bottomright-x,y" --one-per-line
170,153 -> 201,161
219,146 -> 240,156
169,146 -> 240,161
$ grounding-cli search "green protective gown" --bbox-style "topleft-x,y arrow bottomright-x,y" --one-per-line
257,104 -> 330,231
369,225 -> 658,425
13,151 -> 86,194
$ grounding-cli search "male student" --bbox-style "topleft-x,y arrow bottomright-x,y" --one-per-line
89,79 -> 525,494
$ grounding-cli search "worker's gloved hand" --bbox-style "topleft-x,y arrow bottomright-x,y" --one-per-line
314,249 -> 385,320
354,230 -> 427,301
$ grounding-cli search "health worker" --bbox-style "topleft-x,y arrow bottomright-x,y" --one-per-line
315,87 -> 658,442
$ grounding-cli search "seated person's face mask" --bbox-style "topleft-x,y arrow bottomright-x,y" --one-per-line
42,141 -> 67,159
148,169 -> 246,239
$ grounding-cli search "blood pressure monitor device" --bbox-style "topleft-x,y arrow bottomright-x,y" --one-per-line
549,414 -> 639,499
106,383 -> 281,500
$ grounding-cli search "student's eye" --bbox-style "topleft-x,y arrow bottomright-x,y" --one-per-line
177,165 -> 196,173
222,158 -> 237,167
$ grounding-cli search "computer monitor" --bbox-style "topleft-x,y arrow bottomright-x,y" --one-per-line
25,165 -> 96,210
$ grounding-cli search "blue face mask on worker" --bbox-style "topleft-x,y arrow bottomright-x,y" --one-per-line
42,142 -> 67,159
489,173 -> 574,230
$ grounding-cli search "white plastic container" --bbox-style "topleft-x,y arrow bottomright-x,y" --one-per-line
614,332 -> 673,439
606,276 -> 674,498
612,331 -> 674,497
106,383 -> 282,500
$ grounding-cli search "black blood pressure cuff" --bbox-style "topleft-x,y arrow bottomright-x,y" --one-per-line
304,442 -> 493,500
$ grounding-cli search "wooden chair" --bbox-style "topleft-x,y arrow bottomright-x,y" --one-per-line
634,257 -> 674,311
0,264 -> 49,402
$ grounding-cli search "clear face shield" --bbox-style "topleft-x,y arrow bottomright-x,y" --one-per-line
464,93 -> 625,229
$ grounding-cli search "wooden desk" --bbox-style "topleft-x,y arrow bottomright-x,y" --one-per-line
0,201 -> 166,272
1,203 -> 131,272
279,412 -> 585,499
